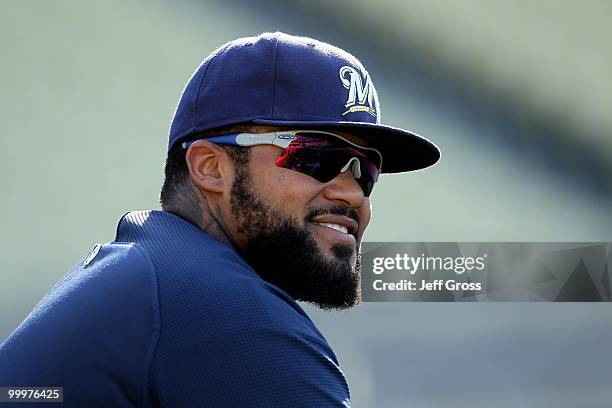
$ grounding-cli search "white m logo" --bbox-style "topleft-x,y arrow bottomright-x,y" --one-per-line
339,66 -> 376,117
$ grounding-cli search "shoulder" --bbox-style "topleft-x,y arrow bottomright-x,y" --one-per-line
28,242 -> 159,327
2,242 -> 159,344
0,243 -> 160,406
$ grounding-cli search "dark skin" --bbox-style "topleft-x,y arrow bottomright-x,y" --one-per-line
164,142 -> 235,246
164,125 -> 372,263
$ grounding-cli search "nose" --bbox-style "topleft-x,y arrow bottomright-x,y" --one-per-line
322,170 -> 366,208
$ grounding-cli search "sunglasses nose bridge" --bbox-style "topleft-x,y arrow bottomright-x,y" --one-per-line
340,157 -> 362,179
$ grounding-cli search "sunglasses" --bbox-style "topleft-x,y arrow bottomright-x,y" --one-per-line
182,130 -> 382,197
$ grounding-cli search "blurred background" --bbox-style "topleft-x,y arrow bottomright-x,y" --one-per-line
1,0 -> 612,406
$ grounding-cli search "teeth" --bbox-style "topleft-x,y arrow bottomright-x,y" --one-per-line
313,222 -> 348,234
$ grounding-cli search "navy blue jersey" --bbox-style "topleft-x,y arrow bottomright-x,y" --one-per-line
0,210 -> 351,407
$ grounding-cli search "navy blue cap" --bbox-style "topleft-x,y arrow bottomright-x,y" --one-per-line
169,32 -> 440,173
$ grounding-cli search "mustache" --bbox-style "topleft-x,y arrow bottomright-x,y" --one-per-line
306,206 -> 360,225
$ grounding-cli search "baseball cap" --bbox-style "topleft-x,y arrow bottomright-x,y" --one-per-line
169,32 -> 440,173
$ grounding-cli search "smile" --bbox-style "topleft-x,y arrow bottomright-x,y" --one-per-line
311,222 -> 349,234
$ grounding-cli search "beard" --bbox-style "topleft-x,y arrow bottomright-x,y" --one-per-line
229,165 -> 361,310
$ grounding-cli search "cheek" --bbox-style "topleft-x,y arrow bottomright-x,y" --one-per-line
248,151 -> 321,209
267,170 -> 322,208
359,199 -> 373,232
365,199 -> 373,220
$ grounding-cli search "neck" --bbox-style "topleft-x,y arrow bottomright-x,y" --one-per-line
163,179 -> 234,246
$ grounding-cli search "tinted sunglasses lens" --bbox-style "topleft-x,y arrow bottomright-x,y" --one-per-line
354,156 -> 378,196
275,133 -> 381,196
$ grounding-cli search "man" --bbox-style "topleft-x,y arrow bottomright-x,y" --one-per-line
0,32 -> 439,406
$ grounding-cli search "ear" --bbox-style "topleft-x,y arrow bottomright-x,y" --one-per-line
185,140 -> 229,193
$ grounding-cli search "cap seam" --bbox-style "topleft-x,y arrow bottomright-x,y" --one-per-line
270,38 -> 280,117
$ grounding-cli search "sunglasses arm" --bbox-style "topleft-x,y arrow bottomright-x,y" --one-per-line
234,132 -> 296,149
182,132 -> 296,149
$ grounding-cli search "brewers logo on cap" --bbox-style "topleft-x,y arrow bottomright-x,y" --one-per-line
339,66 -> 376,118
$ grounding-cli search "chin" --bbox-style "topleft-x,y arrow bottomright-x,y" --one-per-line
328,243 -> 357,263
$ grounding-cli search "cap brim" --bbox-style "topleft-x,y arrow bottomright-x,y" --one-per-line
251,119 -> 440,173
